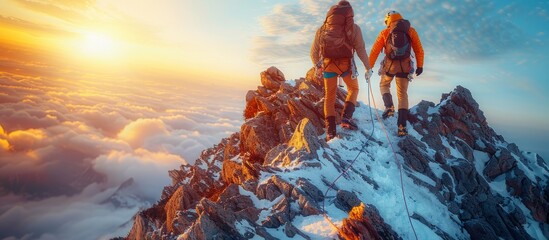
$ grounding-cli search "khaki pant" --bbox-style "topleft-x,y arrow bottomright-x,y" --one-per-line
380,75 -> 409,110
323,58 -> 359,118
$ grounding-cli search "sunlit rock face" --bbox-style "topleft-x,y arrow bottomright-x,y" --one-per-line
125,67 -> 548,240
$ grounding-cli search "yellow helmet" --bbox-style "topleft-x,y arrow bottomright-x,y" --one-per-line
384,10 -> 403,26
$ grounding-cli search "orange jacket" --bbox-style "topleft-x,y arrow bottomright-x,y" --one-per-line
369,26 -> 424,69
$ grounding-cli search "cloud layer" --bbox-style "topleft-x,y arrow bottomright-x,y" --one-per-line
0,58 -> 244,239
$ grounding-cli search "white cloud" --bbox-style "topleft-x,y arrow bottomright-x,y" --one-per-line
118,118 -> 169,148
0,65 -> 243,239
7,128 -> 46,151
93,148 -> 185,201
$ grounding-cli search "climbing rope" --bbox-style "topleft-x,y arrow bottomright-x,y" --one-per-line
322,74 -> 376,235
367,75 -> 419,240
321,73 -> 419,240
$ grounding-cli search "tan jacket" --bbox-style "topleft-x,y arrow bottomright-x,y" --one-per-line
310,24 -> 371,70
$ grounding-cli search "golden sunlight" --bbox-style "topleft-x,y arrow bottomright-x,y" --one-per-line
81,31 -> 119,59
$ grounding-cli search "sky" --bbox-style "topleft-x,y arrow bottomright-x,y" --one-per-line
0,0 -> 548,239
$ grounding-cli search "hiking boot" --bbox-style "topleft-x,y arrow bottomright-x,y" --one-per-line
398,124 -> 408,137
341,117 -> 358,130
382,106 -> 395,119
325,116 -> 336,141
341,101 -> 358,130
397,109 -> 408,137
382,93 -> 394,119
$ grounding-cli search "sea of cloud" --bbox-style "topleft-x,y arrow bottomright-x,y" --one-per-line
0,64 -> 245,239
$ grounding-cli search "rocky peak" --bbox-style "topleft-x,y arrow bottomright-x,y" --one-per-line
123,67 -> 548,240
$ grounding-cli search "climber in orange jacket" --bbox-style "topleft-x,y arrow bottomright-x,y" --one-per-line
369,10 -> 424,137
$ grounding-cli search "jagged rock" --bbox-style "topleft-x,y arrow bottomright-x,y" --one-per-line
305,67 -> 323,89
273,111 -> 293,143
256,175 -> 295,201
245,90 -> 257,102
257,85 -> 272,97
287,98 -> 324,134
451,158 -> 484,195
267,66 -> 285,81
284,222 -> 298,238
223,133 -> 240,160
271,175 -> 294,197
240,113 -> 279,160
288,118 -> 323,155
124,69 -> 549,240
236,206 -> 261,223
221,159 -> 246,185
183,198 -> 245,239
261,66 -> 285,90
217,184 -> 239,200
398,136 -> 433,176
264,119 -> 327,167
262,215 -> 281,228
296,178 -> 324,203
126,213 -> 155,240
256,176 -> 284,201
243,95 -> 277,119
439,86 -> 503,147
172,210 -> 198,235
163,164 -> 194,199
284,222 -> 310,239
255,226 -> 278,240
484,148 -> 517,180
164,185 -> 200,233
293,188 -> 322,216
480,199 -> 531,239
264,144 -> 289,166
454,138 -> 474,161
217,184 -> 255,214
272,196 -> 293,224
506,168 -> 549,222
334,190 -> 361,213
298,80 -> 323,102
262,196 -> 293,229
339,203 -> 400,240
464,219 -> 499,240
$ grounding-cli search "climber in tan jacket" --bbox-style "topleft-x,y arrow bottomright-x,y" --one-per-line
310,0 -> 372,141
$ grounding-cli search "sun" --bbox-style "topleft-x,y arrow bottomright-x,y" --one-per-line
81,31 -> 119,58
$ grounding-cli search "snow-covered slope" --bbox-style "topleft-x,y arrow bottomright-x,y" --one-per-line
124,67 -> 548,240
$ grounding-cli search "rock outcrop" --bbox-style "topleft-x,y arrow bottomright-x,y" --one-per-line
124,68 -> 548,240
403,86 -> 548,240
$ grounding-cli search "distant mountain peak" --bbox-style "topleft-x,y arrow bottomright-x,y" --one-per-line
124,67 -> 548,240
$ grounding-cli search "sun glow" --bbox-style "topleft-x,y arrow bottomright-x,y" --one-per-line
81,31 -> 119,59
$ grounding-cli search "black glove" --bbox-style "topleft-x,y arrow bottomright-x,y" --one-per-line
416,67 -> 423,76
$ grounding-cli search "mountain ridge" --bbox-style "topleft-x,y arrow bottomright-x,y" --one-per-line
124,67 -> 548,239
